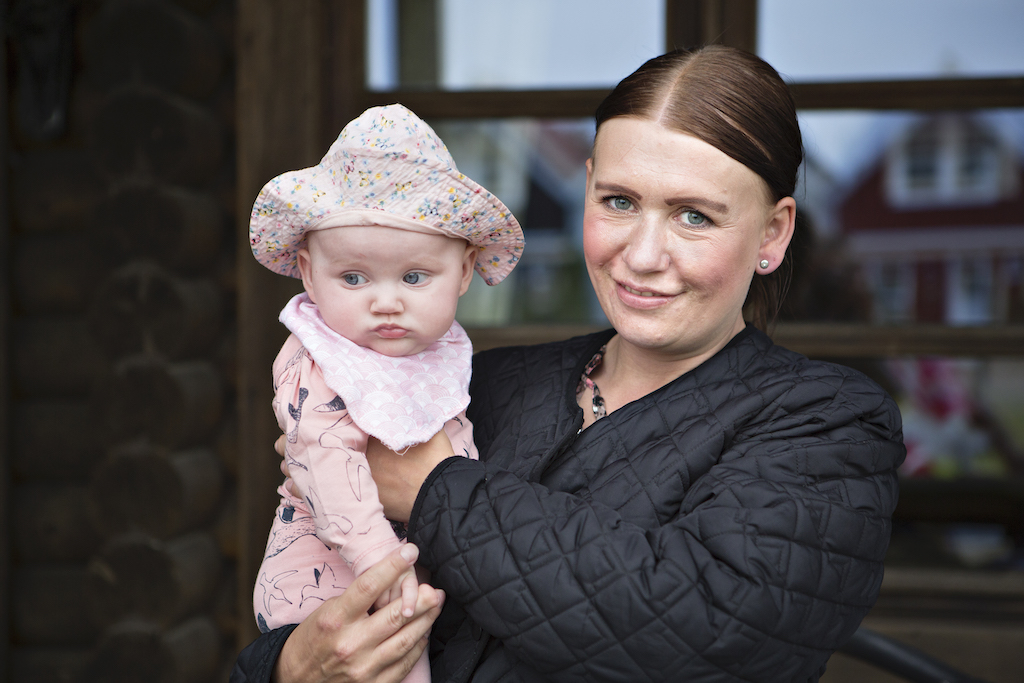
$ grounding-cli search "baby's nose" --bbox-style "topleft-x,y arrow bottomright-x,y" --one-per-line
370,289 -> 403,314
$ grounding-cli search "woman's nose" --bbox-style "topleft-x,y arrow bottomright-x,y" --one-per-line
622,218 -> 670,273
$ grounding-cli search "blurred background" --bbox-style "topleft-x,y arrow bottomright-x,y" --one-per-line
2,1 -> 1023,681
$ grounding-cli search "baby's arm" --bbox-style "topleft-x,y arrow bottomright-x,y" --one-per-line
279,348 -> 417,598
291,422 -> 420,614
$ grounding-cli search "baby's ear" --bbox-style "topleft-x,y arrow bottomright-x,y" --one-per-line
296,248 -> 318,304
458,242 -> 477,296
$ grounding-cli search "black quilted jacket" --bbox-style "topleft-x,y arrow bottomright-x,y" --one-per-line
231,326 -> 904,683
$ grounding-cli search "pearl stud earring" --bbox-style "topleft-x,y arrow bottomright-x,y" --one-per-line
759,259 -> 769,269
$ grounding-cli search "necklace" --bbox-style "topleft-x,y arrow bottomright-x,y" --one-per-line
576,344 -> 608,421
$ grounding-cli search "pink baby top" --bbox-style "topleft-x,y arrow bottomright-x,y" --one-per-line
268,293 -> 477,580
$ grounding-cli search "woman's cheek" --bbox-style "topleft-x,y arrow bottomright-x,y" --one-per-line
582,217 -> 621,267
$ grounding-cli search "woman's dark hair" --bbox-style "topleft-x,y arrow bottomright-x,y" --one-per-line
595,45 -> 803,331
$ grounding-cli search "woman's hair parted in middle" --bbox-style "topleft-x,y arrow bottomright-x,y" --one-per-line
594,45 -> 804,330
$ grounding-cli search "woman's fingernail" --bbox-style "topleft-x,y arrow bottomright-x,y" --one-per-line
400,544 -> 418,563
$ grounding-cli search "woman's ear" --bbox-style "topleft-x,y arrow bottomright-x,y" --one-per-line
758,196 -> 796,274
296,247 -> 318,304
458,242 -> 477,297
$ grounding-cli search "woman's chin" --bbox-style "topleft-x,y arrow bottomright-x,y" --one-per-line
604,300 -> 688,345
609,319 -> 683,352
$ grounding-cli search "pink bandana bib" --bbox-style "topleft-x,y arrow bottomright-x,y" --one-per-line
279,293 -> 472,451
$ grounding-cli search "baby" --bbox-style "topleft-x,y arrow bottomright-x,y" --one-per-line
248,104 -> 523,683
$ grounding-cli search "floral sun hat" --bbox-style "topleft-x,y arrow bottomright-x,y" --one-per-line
249,104 -> 524,285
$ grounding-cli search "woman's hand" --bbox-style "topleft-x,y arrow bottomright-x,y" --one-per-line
366,431 -> 454,523
274,544 -> 444,683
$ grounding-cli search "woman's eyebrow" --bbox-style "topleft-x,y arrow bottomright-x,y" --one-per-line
593,181 -> 642,200
665,196 -> 728,213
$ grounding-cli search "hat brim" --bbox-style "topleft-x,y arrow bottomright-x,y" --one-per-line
249,152 -> 524,285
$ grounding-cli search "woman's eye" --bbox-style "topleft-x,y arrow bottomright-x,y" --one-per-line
682,210 -> 709,226
609,197 -> 633,211
342,273 -> 365,286
403,272 -> 426,285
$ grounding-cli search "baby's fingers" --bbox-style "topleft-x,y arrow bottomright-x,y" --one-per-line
399,569 -> 419,618
339,545 -> 420,620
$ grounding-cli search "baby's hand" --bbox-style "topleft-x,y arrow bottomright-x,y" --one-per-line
373,565 -> 420,617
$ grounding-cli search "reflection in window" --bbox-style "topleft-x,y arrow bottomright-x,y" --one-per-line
884,356 -> 1024,480
436,119 -> 597,327
947,257 -> 994,325
905,123 -> 939,190
1001,256 -> 1024,323
802,110 -> 1024,326
885,115 -> 1016,207
959,127 -> 999,190
863,260 -> 915,324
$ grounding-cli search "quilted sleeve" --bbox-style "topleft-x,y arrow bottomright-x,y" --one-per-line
275,338 -> 402,577
409,367 -> 904,682
229,625 -> 296,683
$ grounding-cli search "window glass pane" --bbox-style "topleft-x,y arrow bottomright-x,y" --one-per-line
759,0 -> 1024,82
884,356 -> 1024,480
367,0 -> 665,91
428,118 -> 599,327
788,109 -> 1024,326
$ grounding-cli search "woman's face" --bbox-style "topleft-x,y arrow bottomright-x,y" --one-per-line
583,117 -> 795,362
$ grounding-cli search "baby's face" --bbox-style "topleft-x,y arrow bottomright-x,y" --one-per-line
298,226 -> 476,356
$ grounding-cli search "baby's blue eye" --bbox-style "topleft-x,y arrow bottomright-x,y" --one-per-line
343,273 -> 365,286
403,272 -> 426,285
610,197 -> 633,211
682,210 -> 708,226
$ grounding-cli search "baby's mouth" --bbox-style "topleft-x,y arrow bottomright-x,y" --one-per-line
374,324 -> 408,338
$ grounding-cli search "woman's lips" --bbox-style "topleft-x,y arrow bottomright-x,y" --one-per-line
622,283 -> 660,297
616,281 -> 673,308
374,325 -> 408,339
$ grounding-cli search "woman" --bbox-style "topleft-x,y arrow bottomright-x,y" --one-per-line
233,45 -> 904,683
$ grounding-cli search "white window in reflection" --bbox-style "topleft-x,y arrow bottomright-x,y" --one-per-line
884,115 -> 1018,209
796,109 -> 1024,327
858,260 -> 915,325
367,0 -> 665,91
759,0 -> 1024,82
434,119 -> 599,327
959,127 -> 1001,191
947,256 -> 995,325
